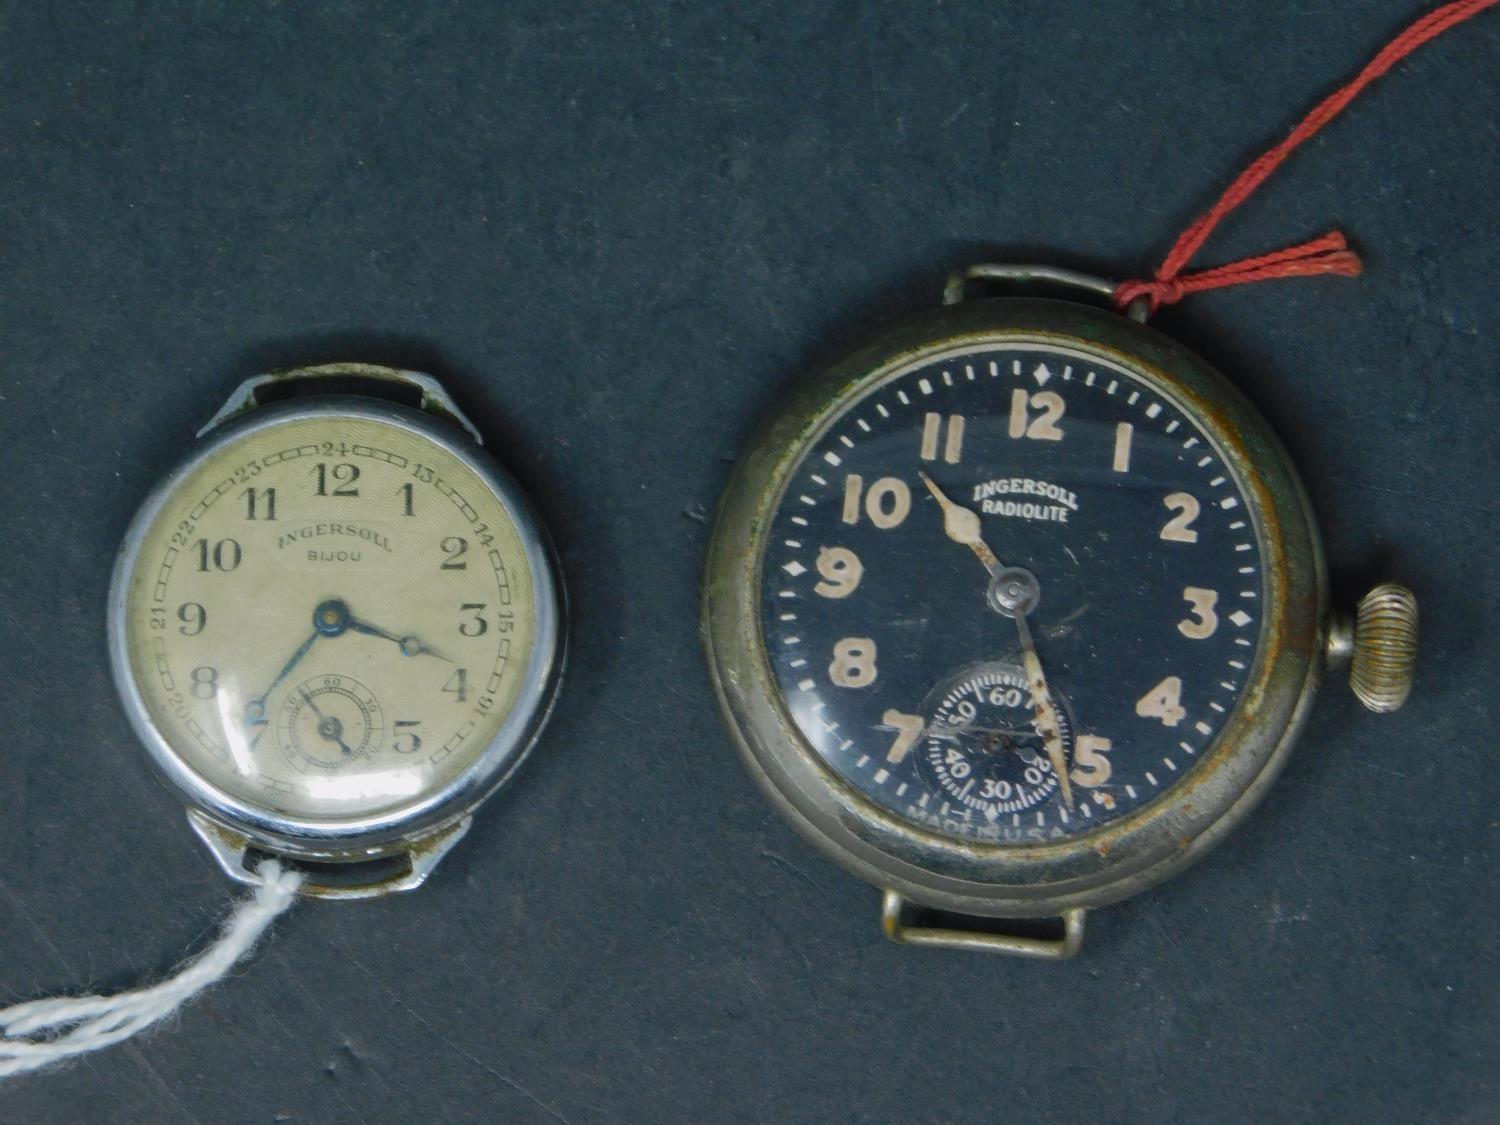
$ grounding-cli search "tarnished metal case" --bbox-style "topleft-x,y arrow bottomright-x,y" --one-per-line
702,298 -> 1328,922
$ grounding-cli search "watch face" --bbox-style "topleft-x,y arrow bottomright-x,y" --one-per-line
116,401 -> 547,826
759,342 -> 1266,844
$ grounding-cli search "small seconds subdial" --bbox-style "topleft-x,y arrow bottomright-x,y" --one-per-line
918,663 -> 1067,817
277,675 -> 385,772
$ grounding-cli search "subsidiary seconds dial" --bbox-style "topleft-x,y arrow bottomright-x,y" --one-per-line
761,343 -> 1264,844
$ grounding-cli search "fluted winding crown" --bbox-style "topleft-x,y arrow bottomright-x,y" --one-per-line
1349,583 -> 1418,713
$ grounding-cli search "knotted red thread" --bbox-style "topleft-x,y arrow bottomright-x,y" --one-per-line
1115,0 -> 1499,314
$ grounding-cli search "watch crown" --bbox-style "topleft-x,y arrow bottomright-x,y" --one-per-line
1347,582 -> 1418,713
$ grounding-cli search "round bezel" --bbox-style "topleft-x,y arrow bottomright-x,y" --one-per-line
108,395 -> 565,859
702,297 -> 1327,917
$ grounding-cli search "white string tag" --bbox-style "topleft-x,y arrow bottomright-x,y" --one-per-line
0,860 -> 303,1078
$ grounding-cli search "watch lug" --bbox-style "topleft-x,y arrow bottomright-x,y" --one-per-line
185,809 -> 473,900
197,363 -> 484,444
881,890 -> 1086,959
943,262 -> 1149,323
393,816 -> 473,895
187,808 -> 258,889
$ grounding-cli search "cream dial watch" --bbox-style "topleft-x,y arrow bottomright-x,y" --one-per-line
109,363 -> 564,897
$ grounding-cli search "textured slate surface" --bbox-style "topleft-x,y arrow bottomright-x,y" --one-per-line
0,2 -> 1496,1121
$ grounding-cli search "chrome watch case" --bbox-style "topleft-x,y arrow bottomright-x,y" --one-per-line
108,363 -> 566,899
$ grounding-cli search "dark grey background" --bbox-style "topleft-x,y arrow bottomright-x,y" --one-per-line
1,2 -> 1495,1122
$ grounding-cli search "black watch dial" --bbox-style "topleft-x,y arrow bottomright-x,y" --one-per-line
760,343 -> 1264,844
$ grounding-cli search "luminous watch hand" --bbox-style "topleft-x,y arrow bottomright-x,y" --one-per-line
918,471 -> 1004,576
921,472 -> 1074,808
1014,612 -> 1075,810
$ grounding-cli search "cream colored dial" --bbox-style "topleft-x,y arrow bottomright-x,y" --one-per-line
121,410 -> 537,822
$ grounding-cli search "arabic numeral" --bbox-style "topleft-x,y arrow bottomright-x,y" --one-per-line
440,536 -> 469,570
241,486 -> 277,520
393,720 -> 422,754
441,668 -> 469,703
190,666 -> 219,700
177,603 -> 207,636
841,475 -> 911,529
1008,388 -> 1066,440
194,539 -> 241,572
459,603 -> 489,637
313,462 -> 360,497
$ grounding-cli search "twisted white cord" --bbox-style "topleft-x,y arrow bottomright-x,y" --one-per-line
0,861 -> 303,1078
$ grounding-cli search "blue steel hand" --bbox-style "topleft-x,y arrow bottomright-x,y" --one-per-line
346,615 -> 451,661
243,600 -> 352,738
246,598 -> 449,741
244,630 -> 319,731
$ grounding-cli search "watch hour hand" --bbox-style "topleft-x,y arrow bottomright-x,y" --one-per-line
399,636 -> 452,662
918,471 -> 1003,576
347,617 -> 400,644
348,617 -> 452,662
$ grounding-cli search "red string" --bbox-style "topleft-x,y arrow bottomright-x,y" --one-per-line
1114,0 -> 1500,314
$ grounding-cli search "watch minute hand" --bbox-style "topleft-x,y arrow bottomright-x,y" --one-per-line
246,628 -> 320,726
348,618 -> 402,644
1014,612 -> 1074,810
